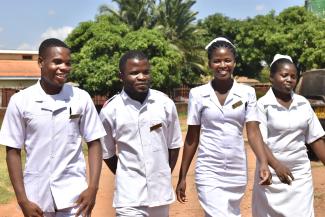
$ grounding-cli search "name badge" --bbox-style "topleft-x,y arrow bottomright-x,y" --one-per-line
150,123 -> 162,131
69,114 -> 81,119
232,100 -> 243,109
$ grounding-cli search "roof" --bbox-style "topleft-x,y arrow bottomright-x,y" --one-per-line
0,50 -> 38,55
0,60 -> 40,79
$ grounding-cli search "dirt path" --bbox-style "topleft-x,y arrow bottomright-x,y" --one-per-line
1,144 -> 324,217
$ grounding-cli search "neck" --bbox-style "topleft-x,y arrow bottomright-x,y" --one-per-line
272,87 -> 292,102
40,79 -> 62,95
125,90 -> 148,104
212,78 -> 233,94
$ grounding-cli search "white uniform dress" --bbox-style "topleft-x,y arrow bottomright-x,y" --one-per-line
187,81 -> 259,217
0,81 -> 106,212
99,89 -> 182,209
252,88 -> 325,217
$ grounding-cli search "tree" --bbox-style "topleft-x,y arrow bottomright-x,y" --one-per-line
65,15 -> 183,96
98,0 -> 157,30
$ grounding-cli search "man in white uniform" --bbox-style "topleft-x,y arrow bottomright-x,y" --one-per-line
0,38 -> 106,217
100,50 -> 182,217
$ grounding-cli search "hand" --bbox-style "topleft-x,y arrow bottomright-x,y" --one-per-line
75,187 -> 98,217
19,199 -> 43,217
258,163 -> 272,185
176,179 -> 188,203
274,161 -> 294,185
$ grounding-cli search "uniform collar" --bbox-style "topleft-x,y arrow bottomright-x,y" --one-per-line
33,80 -> 72,102
262,88 -> 305,108
120,89 -> 154,106
202,80 -> 243,108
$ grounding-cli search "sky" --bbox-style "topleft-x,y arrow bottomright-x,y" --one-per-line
0,0 -> 305,50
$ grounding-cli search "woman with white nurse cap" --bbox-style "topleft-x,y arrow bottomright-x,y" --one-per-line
252,54 -> 325,217
176,36 -> 271,217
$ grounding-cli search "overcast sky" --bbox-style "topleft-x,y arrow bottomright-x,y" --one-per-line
0,0 -> 305,50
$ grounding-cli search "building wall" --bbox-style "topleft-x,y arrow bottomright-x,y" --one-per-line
0,80 -> 38,89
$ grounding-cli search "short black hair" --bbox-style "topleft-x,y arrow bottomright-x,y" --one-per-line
207,40 -> 236,60
270,58 -> 296,77
39,38 -> 70,58
119,50 -> 148,73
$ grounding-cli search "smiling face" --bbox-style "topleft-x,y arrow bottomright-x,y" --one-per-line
120,58 -> 151,102
270,62 -> 297,94
209,47 -> 236,81
38,46 -> 71,94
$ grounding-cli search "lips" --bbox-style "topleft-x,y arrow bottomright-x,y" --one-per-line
55,73 -> 68,82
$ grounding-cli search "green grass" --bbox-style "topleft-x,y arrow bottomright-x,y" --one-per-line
178,111 -> 188,132
0,146 -> 14,204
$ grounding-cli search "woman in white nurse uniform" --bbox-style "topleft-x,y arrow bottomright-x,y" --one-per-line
176,37 -> 271,217
252,54 -> 325,217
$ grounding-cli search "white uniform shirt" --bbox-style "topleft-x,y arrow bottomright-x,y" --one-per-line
0,81 -> 106,212
252,88 -> 325,217
257,88 -> 325,157
187,81 -> 259,186
100,89 -> 182,208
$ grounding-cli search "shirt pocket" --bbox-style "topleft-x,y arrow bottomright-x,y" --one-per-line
67,116 -> 81,142
150,119 -> 166,152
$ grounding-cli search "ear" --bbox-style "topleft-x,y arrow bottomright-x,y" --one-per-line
118,71 -> 123,81
269,75 -> 274,83
38,56 -> 43,69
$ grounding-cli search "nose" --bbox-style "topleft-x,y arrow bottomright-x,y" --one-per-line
220,61 -> 226,67
60,63 -> 71,72
137,72 -> 148,80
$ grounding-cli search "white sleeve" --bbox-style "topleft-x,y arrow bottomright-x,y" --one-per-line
306,104 -> 325,144
0,94 -> 25,149
257,100 -> 268,143
245,88 -> 259,122
166,101 -> 183,149
79,92 -> 106,142
99,108 -> 117,159
187,89 -> 201,125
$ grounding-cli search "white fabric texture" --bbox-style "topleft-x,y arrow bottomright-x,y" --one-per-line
115,205 -> 169,217
0,81 -> 106,212
100,89 -> 182,208
252,88 -> 325,217
187,81 -> 259,216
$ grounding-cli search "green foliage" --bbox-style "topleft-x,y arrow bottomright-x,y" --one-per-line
66,4 -> 325,93
66,15 -> 183,96
198,6 -> 325,78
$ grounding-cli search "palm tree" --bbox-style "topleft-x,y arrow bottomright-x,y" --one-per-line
98,0 -> 157,30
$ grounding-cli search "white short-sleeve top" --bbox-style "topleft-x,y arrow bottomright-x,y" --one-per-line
187,81 -> 259,186
0,81 -> 106,212
99,89 -> 182,208
257,88 -> 325,164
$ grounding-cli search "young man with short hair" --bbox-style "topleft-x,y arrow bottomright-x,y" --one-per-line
100,50 -> 182,217
0,38 -> 106,217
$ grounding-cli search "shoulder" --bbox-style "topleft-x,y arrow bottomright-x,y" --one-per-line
150,89 -> 175,105
100,94 -> 121,114
11,83 -> 37,101
69,85 -> 90,97
190,83 -> 210,97
236,83 -> 255,94
293,93 -> 309,104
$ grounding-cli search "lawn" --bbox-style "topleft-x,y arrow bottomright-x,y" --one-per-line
0,146 -> 14,204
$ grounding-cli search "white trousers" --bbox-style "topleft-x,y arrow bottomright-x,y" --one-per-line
44,207 -> 87,217
115,205 -> 169,217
